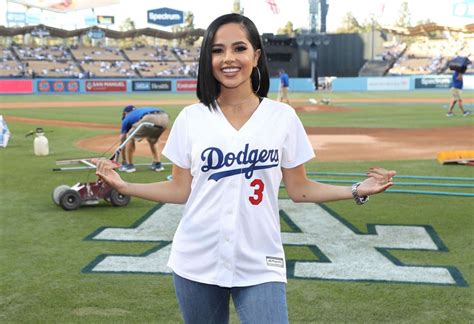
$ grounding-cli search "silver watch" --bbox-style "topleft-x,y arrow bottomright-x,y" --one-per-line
351,182 -> 369,205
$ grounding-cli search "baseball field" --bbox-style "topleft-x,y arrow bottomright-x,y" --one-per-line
0,90 -> 473,323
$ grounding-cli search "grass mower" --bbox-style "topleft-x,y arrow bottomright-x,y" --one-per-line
52,122 -> 157,211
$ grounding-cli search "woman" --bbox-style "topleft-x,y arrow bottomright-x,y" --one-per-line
95,13 -> 396,324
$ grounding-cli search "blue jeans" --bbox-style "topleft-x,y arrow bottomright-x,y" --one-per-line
173,273 -> 289,324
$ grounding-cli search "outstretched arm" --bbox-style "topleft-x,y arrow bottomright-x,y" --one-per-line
93,159 -> 192,204
282,164 -> 396,203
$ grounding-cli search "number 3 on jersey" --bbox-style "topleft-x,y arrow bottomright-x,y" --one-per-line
249,179 -> 264,205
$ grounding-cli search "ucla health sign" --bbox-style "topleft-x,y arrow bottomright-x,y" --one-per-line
147,7 -> 184,26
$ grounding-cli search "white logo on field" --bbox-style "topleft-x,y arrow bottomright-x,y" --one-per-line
83,200 -> 466,286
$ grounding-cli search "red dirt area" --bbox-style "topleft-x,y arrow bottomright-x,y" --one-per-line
74,125 -> 473,162
304,126 -> 473,162
4,102 -> 473,162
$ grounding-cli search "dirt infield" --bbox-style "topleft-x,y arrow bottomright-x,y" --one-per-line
73,125 -> 473,162
6,101 -> 473,162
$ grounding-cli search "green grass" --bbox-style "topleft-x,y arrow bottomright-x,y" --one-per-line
1,91 -> 473,323
299,102 -> 474,128
2,91 -> 473,129
0,105 -> 186,126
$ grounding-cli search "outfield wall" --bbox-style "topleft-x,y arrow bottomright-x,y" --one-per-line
0,75 -> 473,94
332,75 -> 474,91
0,78 -> 315,94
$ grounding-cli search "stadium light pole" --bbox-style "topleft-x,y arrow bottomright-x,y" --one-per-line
304,0 -> 329,90
296,33 -> 329,91
296,0 -> 329,90
309,0 -> 318,89
370,14 -> 375,60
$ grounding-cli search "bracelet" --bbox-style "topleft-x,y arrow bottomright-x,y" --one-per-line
351,182 -> 369,205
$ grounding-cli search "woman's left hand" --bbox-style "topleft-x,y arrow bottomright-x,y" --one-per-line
357,167 -> 397,196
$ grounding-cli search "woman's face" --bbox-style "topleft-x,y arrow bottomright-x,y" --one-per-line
211,23 -> 261,93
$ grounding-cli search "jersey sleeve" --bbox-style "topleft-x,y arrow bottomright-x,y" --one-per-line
162,108 -> 191,169
281,109 -> 315,168
120,119 -> 131,134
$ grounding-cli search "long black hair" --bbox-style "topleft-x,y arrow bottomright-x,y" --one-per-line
196,13 -> 270,111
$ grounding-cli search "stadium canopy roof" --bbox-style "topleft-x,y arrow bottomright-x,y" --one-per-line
0,24 -> 205,39
381,23 -> 474,36
1,23 -> 471,39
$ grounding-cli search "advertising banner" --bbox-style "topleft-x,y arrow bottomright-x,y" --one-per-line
176,80 -> 197,92
84,14 -> 97,26
132,81 -> 172,92
147,7 -> 184,26
97,15 -> 115,25
367,77 -> 410,91
0,80 -> 33,94
414,77 -> 451,89
26,13 -> 40,25
8,0 -> 119,13
6,12 -> 26,24
31,26 -> 50,37
88,29 -> 105,39
453,1 -> 474,18
463,75 -> 474,90
85,80 -> 127,92
37,80 -> 80,93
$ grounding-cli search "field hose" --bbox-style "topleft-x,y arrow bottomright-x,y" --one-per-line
306,172 -> 474,197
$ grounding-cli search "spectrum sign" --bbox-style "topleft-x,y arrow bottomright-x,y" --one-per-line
147,7 -> 184,26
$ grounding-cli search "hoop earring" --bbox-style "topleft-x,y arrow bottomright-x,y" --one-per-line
253,66 -> 261,93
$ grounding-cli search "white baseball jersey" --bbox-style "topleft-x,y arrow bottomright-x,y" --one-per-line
162,98 -> 315,287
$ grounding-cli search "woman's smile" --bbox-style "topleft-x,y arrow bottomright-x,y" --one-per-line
211,23 -> 260,92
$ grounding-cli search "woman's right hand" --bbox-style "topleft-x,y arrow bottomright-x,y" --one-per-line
92,158 -> 128,193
